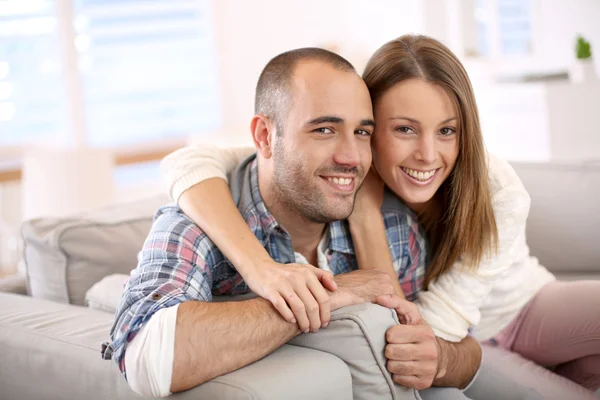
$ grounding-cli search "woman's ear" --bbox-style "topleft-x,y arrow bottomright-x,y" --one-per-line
250,114 -> 274,158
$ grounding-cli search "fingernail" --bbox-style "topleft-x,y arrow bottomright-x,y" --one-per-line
291,318 -> 296,324
323,321 -> 329,328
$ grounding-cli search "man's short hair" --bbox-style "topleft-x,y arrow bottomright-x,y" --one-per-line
255,48 -> 356,135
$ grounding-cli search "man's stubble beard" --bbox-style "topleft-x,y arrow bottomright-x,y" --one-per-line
271,141 -> 361,224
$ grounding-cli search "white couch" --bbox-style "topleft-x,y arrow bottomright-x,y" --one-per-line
0,159 -> 598,400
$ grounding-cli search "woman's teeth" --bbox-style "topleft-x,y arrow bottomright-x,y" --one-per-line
327,177 -> 352,185
402,167 -> 436,181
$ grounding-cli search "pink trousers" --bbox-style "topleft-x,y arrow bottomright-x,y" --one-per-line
484,280 -> 600,398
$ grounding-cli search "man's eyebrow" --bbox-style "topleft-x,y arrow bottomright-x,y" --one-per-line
360,119 -> 375,128
305,116 -> 345,126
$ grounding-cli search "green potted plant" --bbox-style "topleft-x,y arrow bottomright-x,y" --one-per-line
576,36 -> 592,60
571,35 -> 596,83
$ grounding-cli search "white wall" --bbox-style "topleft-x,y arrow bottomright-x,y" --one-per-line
210,0 -> 425,141
533,0 -> 600,72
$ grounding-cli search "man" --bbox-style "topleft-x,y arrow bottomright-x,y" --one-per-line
104,48 -> 481,397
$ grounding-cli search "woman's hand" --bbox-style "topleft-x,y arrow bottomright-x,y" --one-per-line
243,260 -> 337,333
350,167 -> 385,223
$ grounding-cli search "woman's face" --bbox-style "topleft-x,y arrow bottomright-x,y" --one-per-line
372,78 -> 459,212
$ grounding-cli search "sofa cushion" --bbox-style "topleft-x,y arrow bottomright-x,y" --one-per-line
85,274 -> 130,313
22,194 -> 169,306
0,292 -> 353,400
510,161 -> 600,274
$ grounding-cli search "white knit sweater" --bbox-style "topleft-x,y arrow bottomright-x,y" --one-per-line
160,144 -> 556,342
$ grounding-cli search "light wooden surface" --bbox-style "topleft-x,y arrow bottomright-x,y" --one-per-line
0,140 -> 185,183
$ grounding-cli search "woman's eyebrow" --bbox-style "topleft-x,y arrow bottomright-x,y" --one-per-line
388,116 -> 420,123
388,116 -> 457,124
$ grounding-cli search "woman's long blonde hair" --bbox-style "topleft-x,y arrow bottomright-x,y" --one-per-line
363,34 -> 498,287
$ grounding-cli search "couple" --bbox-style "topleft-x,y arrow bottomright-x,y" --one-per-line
108,35 -> 600,398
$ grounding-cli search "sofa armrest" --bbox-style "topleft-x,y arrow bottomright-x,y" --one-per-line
0,274 -> 27,295
290,303 -> 420,400
189,345 -> 353,400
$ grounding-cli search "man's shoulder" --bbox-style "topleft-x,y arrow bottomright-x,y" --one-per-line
153,203 -> 204,235
150,203 -> 223,259
150,202 -> 266,261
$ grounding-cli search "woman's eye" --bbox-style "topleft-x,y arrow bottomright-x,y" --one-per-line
439,127 -> 456,136
396,126 -> 414,134
314,127 -> 333,134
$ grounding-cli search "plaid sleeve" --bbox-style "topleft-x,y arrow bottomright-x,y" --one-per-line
108,205 -> 215,379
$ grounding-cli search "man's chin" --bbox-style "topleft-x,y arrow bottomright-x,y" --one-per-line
318,206 -> 354,223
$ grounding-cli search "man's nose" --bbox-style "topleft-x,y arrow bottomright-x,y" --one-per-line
415,134 -> 437,164
332,134 -> 361,168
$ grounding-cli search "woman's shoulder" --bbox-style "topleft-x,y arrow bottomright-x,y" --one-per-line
486,152 -> 528,195
486,152 -> 531,219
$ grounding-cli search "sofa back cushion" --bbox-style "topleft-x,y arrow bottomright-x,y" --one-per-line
510,161 -> 600,274
22,195 -> 169,305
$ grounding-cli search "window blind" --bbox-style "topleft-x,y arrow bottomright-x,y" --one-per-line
73,0 -> 221,146
0,0 -> 69,146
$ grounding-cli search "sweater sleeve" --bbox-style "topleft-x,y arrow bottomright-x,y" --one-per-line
160,144 -> 255,202
415,155 -> 531,342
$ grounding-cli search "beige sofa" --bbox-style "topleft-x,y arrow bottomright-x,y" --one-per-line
0,159 -> 598,400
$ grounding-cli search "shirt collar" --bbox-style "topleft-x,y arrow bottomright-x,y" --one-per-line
328,220 -> 355,255
247,158 -> 285,236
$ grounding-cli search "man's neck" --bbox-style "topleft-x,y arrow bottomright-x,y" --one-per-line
259,172 -> 325,266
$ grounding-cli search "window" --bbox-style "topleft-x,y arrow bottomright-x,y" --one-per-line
0,0 -> 220,148
0,0 -> 69,146
475,0 -> 532,58
74,0 -> 221,147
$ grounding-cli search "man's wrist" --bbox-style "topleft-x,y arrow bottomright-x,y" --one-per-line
433,337 -> 449,386
329,286 -> 359,310
432,336 -> 480,389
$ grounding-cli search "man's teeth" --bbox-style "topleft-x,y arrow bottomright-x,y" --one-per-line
327,177 -> 353,185
402,167 -> 436,181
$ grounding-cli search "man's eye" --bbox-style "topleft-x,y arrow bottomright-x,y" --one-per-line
396,126 -> 414,134
314,127 -> 333,134
356,130 -> 372,137
439,127 -> 456,136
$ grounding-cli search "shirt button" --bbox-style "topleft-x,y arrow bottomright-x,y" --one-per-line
151,293 -> 162,301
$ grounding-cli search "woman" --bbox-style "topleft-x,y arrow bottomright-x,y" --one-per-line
161,35 -> 600,395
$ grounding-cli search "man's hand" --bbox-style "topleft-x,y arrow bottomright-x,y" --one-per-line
377,294 -> 440,390
330,270 -> 396,310
244,260 -> 337,333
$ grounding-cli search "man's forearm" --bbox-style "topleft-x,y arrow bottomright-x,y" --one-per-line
170,297 -> 299,393
433,335 -> 482,389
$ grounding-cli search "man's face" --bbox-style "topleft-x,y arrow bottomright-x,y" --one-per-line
271,61 -> 374,223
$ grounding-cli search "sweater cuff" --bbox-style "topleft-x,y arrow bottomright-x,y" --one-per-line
170,165 -> 229,203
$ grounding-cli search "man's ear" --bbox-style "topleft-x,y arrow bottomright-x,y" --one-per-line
250,114 -> 275,159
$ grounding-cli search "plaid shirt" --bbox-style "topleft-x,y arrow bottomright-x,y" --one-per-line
105,154 -> 426,379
